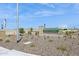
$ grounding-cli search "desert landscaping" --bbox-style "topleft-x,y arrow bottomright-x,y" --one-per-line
0,3 -> 79,56
0,28 -> 79,56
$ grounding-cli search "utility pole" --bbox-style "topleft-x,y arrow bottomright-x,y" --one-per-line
16,3 -> 20,43
4,18 -> 6,30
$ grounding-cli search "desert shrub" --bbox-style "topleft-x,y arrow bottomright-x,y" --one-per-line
0,39 -> 3,41
57,44 -> 71,56
48,39 -> 53,42
57,46 -> 67,52
64,31 -> 75,39
8,35 -> 11,37
30,44 -> 35,47
63,35 -> 66,38
47,36 -> 49,38
5,40 -> 10,43
35,32 -> 39,36
58,36 -> 60,38
77,43 -> 79,45
28,31 -> 32,35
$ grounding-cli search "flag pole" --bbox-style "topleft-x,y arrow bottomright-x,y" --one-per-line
16,3 -> 19,43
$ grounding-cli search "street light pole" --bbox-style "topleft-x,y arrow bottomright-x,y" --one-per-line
16,3 -> 19,43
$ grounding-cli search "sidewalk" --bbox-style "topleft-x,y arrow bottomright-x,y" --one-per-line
0,47 -> 38,56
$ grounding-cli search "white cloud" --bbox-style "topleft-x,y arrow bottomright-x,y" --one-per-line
0,5 -> 16,19
40,3 -> 55,8
34,10 -> 64,16
19,10 -> 65,19
57,4 -> 71,8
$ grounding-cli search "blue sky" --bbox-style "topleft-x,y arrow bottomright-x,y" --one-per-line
0,3 -> 16,29
0,3 -> 79,29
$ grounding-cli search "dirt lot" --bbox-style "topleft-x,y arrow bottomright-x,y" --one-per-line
0,33 -> 79,56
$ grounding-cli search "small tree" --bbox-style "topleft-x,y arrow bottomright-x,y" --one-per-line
19,28 -> 25,35
30,28 -> 33,32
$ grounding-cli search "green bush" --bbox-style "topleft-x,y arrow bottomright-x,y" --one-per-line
19,28 -> 25,34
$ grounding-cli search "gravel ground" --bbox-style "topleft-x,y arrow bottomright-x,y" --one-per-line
0,33 -> 79,56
